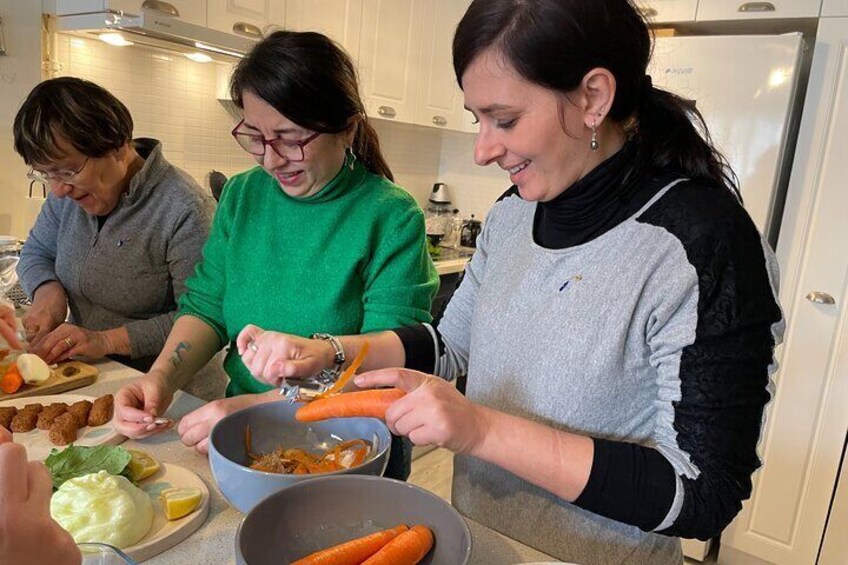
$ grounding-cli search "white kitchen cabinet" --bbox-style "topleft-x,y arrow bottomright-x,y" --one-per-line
822,0 -> 848,16
634,0 -> 699,23
48,0 -> 208,27
697,0 -> 821,21
207,0 -> 285,39
413,0 -> 470,131
718,16 -> 848,565
358,0 -> 425,124
284,0 -> 362,59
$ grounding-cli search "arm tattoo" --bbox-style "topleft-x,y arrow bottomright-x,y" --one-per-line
170,341 -> 192,369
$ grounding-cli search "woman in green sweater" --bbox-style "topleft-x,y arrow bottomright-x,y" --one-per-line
113,31 -> 438,479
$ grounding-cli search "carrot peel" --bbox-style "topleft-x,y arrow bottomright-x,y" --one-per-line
295,388 -> 406,422
291,524 -> 409,565
315,341 -> 370,400
360,524 -> 434,565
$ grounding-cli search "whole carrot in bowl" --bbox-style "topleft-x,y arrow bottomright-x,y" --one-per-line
361,524 -> 434,565
291,524 -> 408,565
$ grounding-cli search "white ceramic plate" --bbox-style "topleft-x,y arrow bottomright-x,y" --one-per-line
0,394 -> 125,461
123,463 -> 210,562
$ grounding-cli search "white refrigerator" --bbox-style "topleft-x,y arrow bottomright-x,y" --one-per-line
647,33 -> 806,561
648,33 -> 806,246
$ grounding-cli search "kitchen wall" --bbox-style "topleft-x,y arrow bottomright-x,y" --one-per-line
0,1 -> 44,239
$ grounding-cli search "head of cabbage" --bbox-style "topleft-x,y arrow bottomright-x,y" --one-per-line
50,470 -> 153,548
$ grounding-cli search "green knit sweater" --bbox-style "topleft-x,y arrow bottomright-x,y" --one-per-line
179,160 -> 438,396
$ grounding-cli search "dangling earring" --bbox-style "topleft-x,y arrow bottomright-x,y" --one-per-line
590,120 -> 599,151
345,146 -> 357,170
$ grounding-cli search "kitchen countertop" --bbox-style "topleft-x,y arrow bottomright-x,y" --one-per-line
433,246 -> 474,276
75,359 -> 556,565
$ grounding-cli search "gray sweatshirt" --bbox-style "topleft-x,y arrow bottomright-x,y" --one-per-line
18,139 -> 214,359
422,178 -> 783,564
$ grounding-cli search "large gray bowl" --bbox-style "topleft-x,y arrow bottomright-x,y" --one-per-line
208,400 -> 391,513
236,474 -> 472,565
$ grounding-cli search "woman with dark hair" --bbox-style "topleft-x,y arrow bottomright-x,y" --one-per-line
235,1 -> 784,562
13,77 -> 214,371
113,31 -> 437,480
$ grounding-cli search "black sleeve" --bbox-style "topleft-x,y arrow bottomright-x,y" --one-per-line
575,183 -> 782,540
393,323 -> 442,373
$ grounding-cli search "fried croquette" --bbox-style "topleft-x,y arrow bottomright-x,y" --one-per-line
37,403 -> 68,430
49,412 -> 78,446
67,400 -> 92,428
0,406 -> 17,430
88,394 -> 113,427
10,409 -> 39,432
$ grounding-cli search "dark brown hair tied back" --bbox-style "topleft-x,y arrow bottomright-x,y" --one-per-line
230,30 -> 393,181
452,0 -> 739,198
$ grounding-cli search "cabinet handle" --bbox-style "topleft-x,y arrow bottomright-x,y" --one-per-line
806,291 -> 836,305
232,22 -> 262,38
432,115 -> 448,126
377,106 -> 397,118
738,2 -> 776,12
141,0 -> 179,17
639,7 -> 658,18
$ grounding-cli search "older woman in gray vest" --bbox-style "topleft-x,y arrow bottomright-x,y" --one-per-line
14,77 -> 214,372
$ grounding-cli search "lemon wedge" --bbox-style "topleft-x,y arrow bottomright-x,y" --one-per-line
160,487 -> 202,520
126,449 -> 160,481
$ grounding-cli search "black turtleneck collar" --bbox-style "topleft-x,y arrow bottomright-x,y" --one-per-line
532,141 -> 667,249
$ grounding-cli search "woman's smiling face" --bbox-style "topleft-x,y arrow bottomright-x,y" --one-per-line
461,49 -> 600,203
240,90 -> 349,198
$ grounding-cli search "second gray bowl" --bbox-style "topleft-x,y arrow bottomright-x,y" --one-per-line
236,474 -> 472,565
208,399 -> 391,513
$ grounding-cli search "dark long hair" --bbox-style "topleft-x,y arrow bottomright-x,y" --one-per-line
452,0 -> 740,197
14,77 -> 133,165
231,30 -> 393,181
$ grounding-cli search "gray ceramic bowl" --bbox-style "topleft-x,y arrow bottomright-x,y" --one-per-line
208,400 -> 391,513
236,474 -> 472,565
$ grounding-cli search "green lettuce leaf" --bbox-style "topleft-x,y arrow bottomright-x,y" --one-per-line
45,445 -> 134,490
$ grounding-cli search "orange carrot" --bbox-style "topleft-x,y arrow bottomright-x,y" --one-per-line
291,524 -> 409,565
295,388 -> 406,422
1,364 -> 23,394
360,524 -> 434,565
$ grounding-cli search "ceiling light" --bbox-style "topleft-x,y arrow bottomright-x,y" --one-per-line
185,52 -> 212,63
194,41 -> 244,59
98,33 -> 133,47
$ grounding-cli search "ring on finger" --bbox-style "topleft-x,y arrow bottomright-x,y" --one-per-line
63,337 -> 74,349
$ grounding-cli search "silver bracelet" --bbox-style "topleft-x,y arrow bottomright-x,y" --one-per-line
310,332 -> 345,382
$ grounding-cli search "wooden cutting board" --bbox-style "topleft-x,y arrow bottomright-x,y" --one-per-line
0,360 -> 98,401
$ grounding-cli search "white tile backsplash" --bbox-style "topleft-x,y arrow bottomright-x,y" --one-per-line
57,35 -> 255,189
53,34 -> 507,220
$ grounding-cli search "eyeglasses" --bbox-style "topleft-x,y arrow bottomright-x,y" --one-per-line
231,119 -> 321,162
27,157 -> 90,185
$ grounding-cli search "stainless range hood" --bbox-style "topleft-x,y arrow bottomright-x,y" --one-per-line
50,2 -> 257,59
